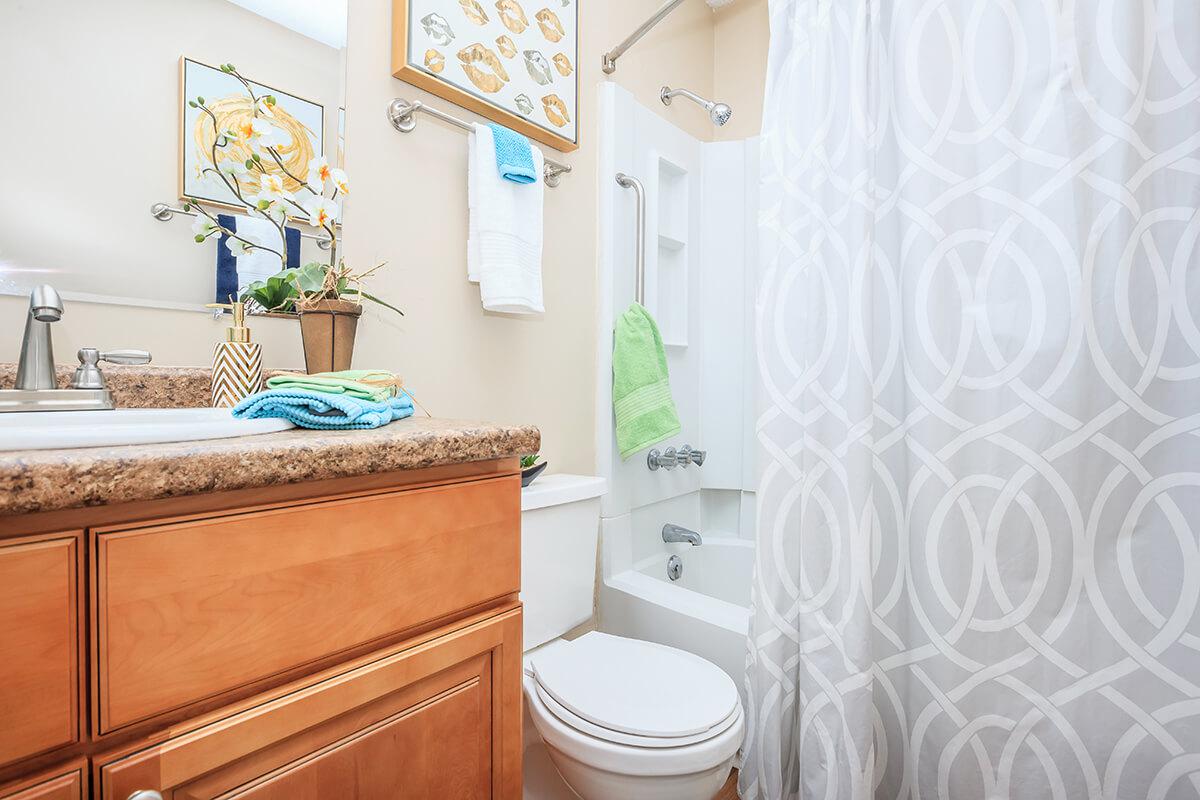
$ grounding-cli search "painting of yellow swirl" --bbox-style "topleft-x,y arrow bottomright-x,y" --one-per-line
193,95 -> 316,196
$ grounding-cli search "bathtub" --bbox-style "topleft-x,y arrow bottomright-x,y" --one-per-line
598,534 -> 753,699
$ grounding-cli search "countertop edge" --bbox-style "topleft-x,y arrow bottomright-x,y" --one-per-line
0,419 -> 541,517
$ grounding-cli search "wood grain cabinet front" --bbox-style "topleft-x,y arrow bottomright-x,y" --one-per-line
0,534 -> 81,769
93,475 -> 520,733
0,762 -> 85,800
97,608 -> 523,800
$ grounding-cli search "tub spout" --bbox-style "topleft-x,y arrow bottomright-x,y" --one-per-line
662,523 -> 702,546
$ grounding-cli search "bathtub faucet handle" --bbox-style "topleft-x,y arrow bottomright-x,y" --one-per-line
677,445 -> 706,468
647,447 -> 678,471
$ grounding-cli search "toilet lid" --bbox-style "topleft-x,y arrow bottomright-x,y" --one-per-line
528,632 -> 740,738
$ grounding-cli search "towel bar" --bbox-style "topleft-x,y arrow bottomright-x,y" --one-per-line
386,98 -> 572,188
149,203 -> 334,250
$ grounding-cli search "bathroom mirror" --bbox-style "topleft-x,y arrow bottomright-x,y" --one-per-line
0,0 -> 350,312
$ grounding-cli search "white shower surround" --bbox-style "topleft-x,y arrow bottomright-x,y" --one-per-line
595,83 -> 759,690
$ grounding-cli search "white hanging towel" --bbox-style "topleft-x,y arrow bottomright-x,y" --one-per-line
232,215 -> 286,289
467,123 -> 544,314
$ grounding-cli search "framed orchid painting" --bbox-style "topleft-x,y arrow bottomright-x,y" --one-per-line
391,0 -> 579,152
180,57 -> 326,209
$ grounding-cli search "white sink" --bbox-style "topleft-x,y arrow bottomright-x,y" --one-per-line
0,408 -> 296,451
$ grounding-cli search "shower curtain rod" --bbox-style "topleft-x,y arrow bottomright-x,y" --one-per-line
602,0 -> 688,74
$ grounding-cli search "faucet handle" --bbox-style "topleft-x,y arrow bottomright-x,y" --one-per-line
677,445 -> 706,467
96,349 -> 152,365
647,447 -> 678,471
72,348 -> 152,390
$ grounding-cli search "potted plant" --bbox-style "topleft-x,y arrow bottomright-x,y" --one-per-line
181,63 -> 404,372
521,454 -> 548,487
290,262 -> 403,372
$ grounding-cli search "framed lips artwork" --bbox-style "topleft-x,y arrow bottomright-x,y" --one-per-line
392,0 -> 579,151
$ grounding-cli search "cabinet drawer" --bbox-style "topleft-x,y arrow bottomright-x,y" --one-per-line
0,534 -> 81,768
0,765 -> 84,800
95,475 -> 520,732
98,608 -> 523,800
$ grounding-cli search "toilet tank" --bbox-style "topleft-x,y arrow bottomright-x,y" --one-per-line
521,474 -> 607,650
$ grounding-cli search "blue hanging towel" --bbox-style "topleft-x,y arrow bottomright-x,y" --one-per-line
486,123 -> 537,184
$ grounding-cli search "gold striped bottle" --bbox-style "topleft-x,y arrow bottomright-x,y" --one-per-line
206,301 -> 263,408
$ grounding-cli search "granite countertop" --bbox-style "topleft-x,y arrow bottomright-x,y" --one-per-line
0,365 -> 540,517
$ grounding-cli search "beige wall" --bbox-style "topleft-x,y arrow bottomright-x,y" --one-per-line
714,0 -> 769,141
0,0 -> 342,307
0,0 -> 769,476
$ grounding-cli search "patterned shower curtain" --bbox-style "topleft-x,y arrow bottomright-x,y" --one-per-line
742,1 -> 1200,798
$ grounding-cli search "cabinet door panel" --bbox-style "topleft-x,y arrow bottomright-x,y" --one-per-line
95,475 -> 520,732
98,608 -> 522,800
0,534 -> 80,767
0,763 -> 84,800
228,678 -> 490,799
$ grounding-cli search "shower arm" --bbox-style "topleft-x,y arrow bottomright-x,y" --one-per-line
602,0 -> 688,74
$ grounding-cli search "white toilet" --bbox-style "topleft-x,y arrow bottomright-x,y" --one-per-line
521,475 -> 743,800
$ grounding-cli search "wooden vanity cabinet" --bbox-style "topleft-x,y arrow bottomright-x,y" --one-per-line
0,533 -> 82,770
0,459 -> 523,800
97,608 -> 522,800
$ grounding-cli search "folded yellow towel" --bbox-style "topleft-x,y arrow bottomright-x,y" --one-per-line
265,370 -> 400,403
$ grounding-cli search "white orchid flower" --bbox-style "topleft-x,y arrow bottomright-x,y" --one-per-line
234,117 -> 274,143
306,156 -> 332,191
251,193 -> 288,223
190,215 -> 220,238
303,196 -> 339,229
330,168 -> 350,196
225,237 -> 255,256
217,159 -> 249,178
256,172 -> 292,200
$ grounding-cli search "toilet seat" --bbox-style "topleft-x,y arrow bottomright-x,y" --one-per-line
533,681 -> 743,748
526,632 -> 741,745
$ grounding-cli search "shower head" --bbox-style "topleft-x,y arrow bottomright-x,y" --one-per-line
660,86 -> 733,127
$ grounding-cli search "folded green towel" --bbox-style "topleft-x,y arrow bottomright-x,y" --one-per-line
265,370 -> 399,403
613,303 -> 681,459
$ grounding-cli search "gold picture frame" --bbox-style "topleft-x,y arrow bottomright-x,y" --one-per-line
178,56 -> 326,212
391,0 -> 579,152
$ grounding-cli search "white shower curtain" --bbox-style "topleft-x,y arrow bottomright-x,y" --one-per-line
743,1 -> 1200,798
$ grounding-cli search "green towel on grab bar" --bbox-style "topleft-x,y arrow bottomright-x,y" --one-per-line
612,303 -> 681,459
265,370 -> 399,403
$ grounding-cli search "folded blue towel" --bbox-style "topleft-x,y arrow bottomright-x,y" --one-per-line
232,389 -> 415,429
486,123 -> 537,184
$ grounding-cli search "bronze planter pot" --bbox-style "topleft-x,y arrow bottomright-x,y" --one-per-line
298,299 -> 363,373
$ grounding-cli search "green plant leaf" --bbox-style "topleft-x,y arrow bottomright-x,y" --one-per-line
240,269 -> 299,312
343,289 -> 405,317
291,262 -> 329,294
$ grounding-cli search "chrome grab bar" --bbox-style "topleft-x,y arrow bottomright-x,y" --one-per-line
616,173 -> 646,305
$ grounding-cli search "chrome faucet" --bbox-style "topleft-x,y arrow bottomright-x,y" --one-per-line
2,285 -> 151,413
15,284 -> 64,390
662,523 -> 702,546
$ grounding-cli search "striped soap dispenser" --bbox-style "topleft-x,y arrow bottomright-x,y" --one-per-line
205,301 -> 263,408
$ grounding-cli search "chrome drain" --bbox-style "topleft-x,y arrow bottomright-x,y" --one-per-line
667,555 -> 683,581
